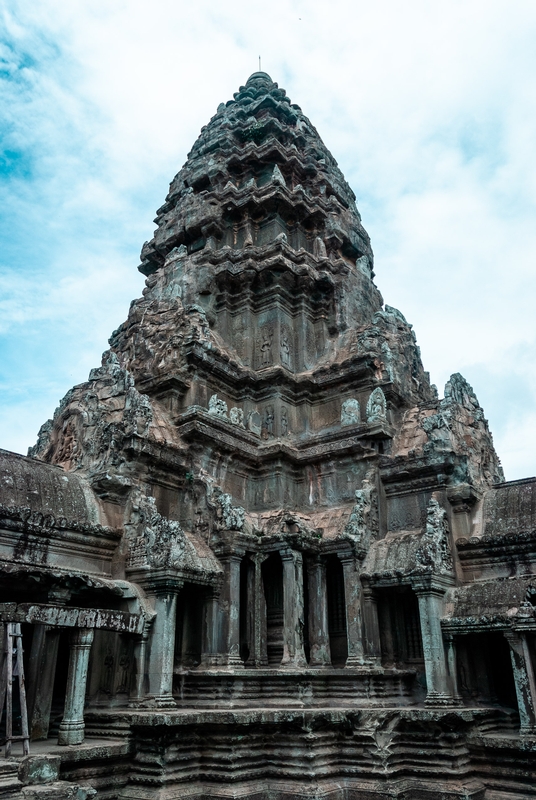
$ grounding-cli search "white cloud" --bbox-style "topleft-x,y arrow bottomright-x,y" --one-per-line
1,0 -> 536,479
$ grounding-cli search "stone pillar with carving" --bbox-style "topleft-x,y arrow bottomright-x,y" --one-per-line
413,582 -> 452,705
219,551 -> 245,668
306,554 -> 331,667
504,630 -> 536,734
339,553 -> 365,667
281,548 -> 307,668
246,553 -> 268,667
201,587 -> 222,667
443,631 -> 462,704
58,628 -> 95,746
361,577 -> 381,665
130,619 -> 151,706
146,581 -> 182,706
412,498 -> 456,704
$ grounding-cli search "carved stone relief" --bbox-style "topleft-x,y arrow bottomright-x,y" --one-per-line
259,330 -> 273,367
341,398 -> 360,426
215,490 -> 245,531
247,410 -> 262,436
264,406 -> 275,437
208,394 -> 228,418
229,407 -> 244,426
366,387 -> 387,424
281,408 -> 289,436
280,330 -> 291,369
414,498 -> 453,574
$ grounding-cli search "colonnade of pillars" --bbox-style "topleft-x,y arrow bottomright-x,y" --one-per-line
214,548 -> 376,671
29,573 -> 536,746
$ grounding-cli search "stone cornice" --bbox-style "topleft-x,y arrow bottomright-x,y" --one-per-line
379,453 -> 457,496
0,503 -> 120,541
456,529 -> 536,564
175,407 -> 383,465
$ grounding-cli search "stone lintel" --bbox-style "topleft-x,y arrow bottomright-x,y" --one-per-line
410,574 -> 455,595
441,618 -> 509,636
125,568 -> 185,594
0,602 -> 144,634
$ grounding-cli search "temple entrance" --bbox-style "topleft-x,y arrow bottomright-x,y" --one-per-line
262,553 -> 284,666
326,556 -> 348,667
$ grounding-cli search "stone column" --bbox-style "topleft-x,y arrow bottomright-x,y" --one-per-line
27,625 -> 61,739
246,554 -> 268,668
504,630 -> 536,734
147,588 -> 180,706
129,620 -> 151,706
280,549 -> 307,668
339,554 -> 365,667
58,628 -> 94,746
201,588 -> 222,667
444,632 -> 462,704
220,553 -> 244,667
414,586 -> 452,704
361,579 -> 381,665
307,555 -> 331,667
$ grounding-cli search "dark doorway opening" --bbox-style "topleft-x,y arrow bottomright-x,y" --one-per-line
262,553 -> 284,666
175,584 -> 205,669
239,556 -> 253,664
457,632 -> 517,711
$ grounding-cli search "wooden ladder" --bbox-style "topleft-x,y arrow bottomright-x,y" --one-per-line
0,623 -> 30,758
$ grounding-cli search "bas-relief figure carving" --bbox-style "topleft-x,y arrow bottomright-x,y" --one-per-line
260,331 -> 273,366
280,332 -> 291,367
1,71 -> 534,799
208,393 -> 228,418
281,408 -> 289,436
263,406 -> 275,437
366,386 -> 387,424
341,398 -> 360,426
128,495 -> 186,569
414,497 -> 453,575
229,407 -> 244,427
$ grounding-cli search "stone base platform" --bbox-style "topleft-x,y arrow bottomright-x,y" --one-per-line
74,706 -> 533,800
3,708 -> 533,800
170,667 -> 417,708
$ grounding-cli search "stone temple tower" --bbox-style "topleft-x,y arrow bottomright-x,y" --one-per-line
2,73 -> 536,800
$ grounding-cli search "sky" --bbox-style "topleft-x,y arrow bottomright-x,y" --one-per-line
1,0 -> 535,480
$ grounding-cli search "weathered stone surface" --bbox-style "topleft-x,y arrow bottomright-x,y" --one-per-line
0,71 -> 535,799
